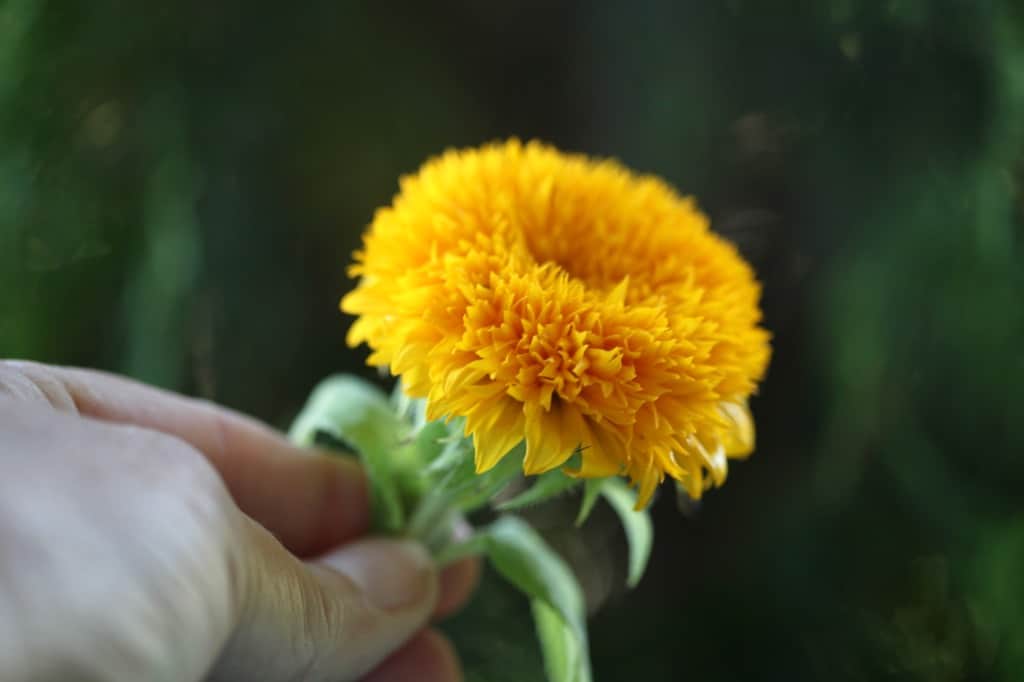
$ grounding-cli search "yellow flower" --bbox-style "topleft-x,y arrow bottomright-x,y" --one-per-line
342,140 -> 770,506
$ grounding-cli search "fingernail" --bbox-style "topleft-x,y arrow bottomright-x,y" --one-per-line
324,538 -> 436,611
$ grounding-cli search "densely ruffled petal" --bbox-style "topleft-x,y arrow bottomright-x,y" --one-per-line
342,140 -> 770,503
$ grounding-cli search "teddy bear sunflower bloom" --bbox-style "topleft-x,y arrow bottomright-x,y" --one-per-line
290,139 -> 770,682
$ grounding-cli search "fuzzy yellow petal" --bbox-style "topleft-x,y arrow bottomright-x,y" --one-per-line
718,400 -> 755,458
523,402 -> 575,474
473,399 -> 526,472
567,419 -> 624,478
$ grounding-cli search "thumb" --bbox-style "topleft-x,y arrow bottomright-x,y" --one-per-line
209,518 -> 438,682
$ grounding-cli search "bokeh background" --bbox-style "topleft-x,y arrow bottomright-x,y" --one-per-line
3,1 -> 1023,680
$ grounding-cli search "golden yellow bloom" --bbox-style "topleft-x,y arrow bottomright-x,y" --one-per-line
342,140 -> 770,506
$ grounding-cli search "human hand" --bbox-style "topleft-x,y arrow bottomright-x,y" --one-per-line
0,361 -> 478,681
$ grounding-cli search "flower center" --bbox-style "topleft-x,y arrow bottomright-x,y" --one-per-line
521,224 -> 632,298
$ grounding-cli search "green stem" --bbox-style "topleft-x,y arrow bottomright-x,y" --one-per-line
407,469 -> 461,554
434,532 -> 487,567
422,508 -> 460,556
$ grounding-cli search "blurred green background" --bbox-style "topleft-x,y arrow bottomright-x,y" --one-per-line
2,1 -> 1023,680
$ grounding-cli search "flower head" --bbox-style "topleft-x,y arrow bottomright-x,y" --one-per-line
342,140 -> 770,505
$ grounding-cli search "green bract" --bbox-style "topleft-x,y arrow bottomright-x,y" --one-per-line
289,374 -> 655,682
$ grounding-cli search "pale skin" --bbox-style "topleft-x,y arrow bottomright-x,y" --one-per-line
0,360 -> 479,681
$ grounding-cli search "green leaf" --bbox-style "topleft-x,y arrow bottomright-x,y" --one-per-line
434,532 -> 489,567
412,419 -> 449,466
497,469 -> 581,511
425,420 -> 474,476
452,441 -> 525,512
600,479 -> 654,588
288,375 -> 406,532
575,478 -> 606,526
392,383 -> 431,432
415,413 -> 526,512
481,516 -> 591,682
390,379 -> 413,420
532,599 -> 584,682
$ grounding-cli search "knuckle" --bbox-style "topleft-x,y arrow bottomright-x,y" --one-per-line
0,361 -> 77,412
111,425 -> 243,651
109,423 -> 239,568
115,425 -> 219,492
2,415 -> 243,680
291,567 -> 368,675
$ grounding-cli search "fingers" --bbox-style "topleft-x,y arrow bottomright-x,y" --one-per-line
1,361 -> 368,557
362,630 -> 462,682
3,361 -> 481,614
3,361 -> 480,658
211,523 -> 439,682
0,405 -> 244,682
0,362 -> 78,411
436,558 -> 481,620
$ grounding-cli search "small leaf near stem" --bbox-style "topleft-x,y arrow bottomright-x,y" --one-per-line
289,375 -> 407,533
451,441 -> 524,512
434,532 -> 489,567
575,479 -> 606,526
445,516 -> 592,682
406,467 -> 460,549
599,479 -> 654,589
574,478 -> 654,588
533,599 -> 586,682
498,467 -> 581,512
